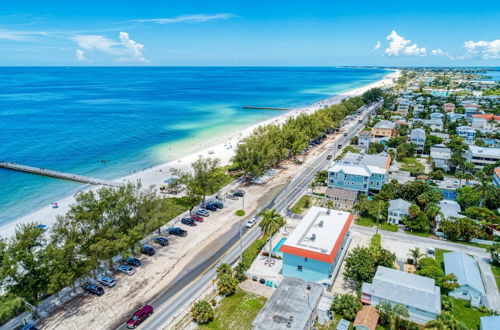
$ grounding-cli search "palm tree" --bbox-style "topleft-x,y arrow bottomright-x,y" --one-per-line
455,170 -> 464,188
310,180 -> 317,194
474,179 -> 494,207
408,247 -> 424,267
377,301 -> 409,330
259,209 -> 285,266
463,172 -> 474,186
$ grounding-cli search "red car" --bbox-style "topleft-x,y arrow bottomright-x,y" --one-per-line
126,305 -> 153,328
191,214 -> 204,222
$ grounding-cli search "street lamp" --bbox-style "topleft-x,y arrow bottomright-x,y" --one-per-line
239,195 -> 245,262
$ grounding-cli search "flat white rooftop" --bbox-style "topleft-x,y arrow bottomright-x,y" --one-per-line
280,206 -> 352,262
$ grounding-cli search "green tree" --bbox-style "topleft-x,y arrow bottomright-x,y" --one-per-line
488,243 -> 500,266
217,274 -> 238,296
408,247 -> 424,267
330,294 -> 362,321
456,186 -> 481,210
216,263 -> 232,278
425,312 -> 467,330
259,209 -> 285,266
377,301 -> 409,330
344,245 -> 396,289
408,204 -> 421,218
440,217 -> 481,241
191,300 -> 214,324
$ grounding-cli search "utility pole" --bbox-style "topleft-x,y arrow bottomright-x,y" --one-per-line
376,200 -> 381,234
239,195 -> 245,262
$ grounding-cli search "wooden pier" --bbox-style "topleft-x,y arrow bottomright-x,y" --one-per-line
242,106 -> 292,111
0,161 -> 121,187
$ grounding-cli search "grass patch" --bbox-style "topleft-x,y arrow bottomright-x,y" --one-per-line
491,265 -> 500,290
291,195 -> 312,214
356,216 -> 398,232
450,298 -> 492,329
199,289 -> 266,330
398,157 -> 425,173
435,248 -> 452,271
159,196 -> 192,223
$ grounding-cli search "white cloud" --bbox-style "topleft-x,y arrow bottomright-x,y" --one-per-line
0,30 -> 48,41
464,39 -> 500,59
374,41 -> 381,50
75,49 -> 87,62
384,30 -> 426,56
134,13 -> 235,24
73,32 -> 147,63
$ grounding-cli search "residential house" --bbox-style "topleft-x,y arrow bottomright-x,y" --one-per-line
480,316 -> 500,330
493,168 -> 500,187
424,119 -> 443,131
358,131 -> 371,147
430,112 -> 444,120
429,104 -> 439,112
436,200 -> 464,230
443,103 -> 456,112
430,145 -> 452,172
371,120 -> 397,139
430,132 -> 450,142
353,307 -> 379,330
471,114 -> 500,131
465,108 -> 484,120
409,128 -> 426,151
397,100 -> 411,114
325,188 -> 358,211
361,266 -> 441,325
253,276 -> 324,330
465,146 -> 500,169
444,251 -> 485,307
456,126 -> 476,142
328,152 -> 391,193
413,104 -> 425,116
416,96 -> 425,103
387,199 -> 411,225
280,207 -> 353,285
447,112 -> 466,123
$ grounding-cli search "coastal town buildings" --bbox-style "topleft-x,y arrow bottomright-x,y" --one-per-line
409,128 -> 426,151
353,306 -> 379,330
456,126 -> 476,142
358,131 -> 371,147
443,103 -> 456,112
361,266 -> 441,325
430,145 -> 452,172
493,168 -> 500,187
327,152 -> 391,194
387,198 -> 411,225
465,146 -> 500,168
436,200 -> 464,229
480,316 -> 500,330
279,207 -> 353,285
371,120 -> 397,139
325,187 -> 358,211
471,114 -> 500,131
252,276 -> 323,330
444,251 -> 485,307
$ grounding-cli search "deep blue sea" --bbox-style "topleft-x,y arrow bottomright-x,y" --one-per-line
0,67 -> 389,225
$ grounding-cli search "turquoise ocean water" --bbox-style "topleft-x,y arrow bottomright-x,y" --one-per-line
0,67 -> 389,225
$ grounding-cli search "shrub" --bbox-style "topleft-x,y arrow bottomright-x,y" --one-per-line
235,209 -> 245,216
217,274 -> 238,296
210,298 -> 217,307
191,300 -> 214,324
441,295 -> 453,311
330,294 -> 362,320
234,263 -> 247,282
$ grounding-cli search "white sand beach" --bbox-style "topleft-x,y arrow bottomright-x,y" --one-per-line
0,70 -> 399,238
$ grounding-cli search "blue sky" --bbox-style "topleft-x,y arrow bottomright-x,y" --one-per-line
0,0 -> 499,66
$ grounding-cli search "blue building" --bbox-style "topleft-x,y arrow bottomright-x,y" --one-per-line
456,126 -> 476,142
328,152 -> 391,194
280,207 -> 353,286
493,168 -> 500,187
444,251 -> 485,307
409,128 -> 426,151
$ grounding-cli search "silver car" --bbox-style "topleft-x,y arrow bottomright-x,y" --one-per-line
246,217 -> 257,228
117,265 -> 135,276
97,275 -> 116,287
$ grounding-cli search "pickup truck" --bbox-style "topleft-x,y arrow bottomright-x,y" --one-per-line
168,227 -> 188,237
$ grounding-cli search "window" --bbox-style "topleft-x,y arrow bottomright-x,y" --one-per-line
297,265 -> 303,271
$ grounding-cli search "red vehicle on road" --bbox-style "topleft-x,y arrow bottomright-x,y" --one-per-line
126,305 -> 153,328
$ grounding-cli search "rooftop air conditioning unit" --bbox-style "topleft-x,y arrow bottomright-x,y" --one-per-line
311,234 -> 316,241
319,220 -> 324,228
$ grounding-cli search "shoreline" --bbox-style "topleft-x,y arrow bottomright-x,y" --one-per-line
0,69 -> 399,238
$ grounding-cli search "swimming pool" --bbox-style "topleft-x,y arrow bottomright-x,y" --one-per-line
273,238 -> 287,253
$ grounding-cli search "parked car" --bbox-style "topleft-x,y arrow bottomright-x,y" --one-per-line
154,236 -> 169,246
84,283 -> 105,296
141,245 -> 155,256
226,193 -> 238,200
205,204 -> 217,211
343,132 -> 348,137
326,154 -> 332,160
21,325 -> 38,330
246,217 -> 257,228
233,189 -> 245,197
190,214 -> 204,222
168,227 -> 188,237
127,305 -> 154,329
211,201 -> 224,209
97,275 -> 116,287
337,144 -> 342,149
195,209 -> 209,217
125,257 -> 142,267
117,265 -> 135,275
181,217 -> 197,226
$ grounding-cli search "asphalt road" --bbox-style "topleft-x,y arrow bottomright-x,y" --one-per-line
116,101 -> 382,330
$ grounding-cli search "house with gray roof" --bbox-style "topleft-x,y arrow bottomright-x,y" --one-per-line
361,266 -> 441,325
358,131 -> 371,147
444,251 -> 485,307
253,276 -> 323,330
387,198 -> 411,225
430,144 -> 452,172
409,128 -> 426,151
481,316 -> 500,330
436,200 -> 464,230
325,187 -> 358,211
